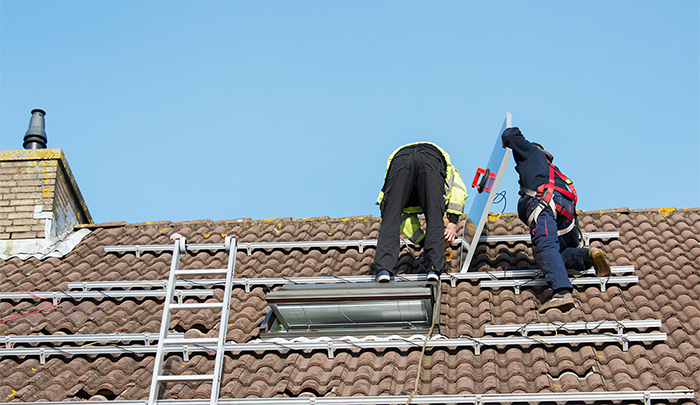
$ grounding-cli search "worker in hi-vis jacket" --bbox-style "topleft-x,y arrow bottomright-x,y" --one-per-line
373,142 -> 467,282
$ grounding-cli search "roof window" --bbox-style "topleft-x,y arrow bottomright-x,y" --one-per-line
260,281 -> 440,339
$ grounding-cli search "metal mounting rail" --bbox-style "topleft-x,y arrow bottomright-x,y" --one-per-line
64,266 -> 636,294
0,332 -> 667,364
484,319 -> 662,336
0,390 -> 693,405
481,275 -> 639,293
103,231 -> 618,258
455,265 -> 634,279
476,231 -> 619,246
2,333 -> 184,348
0,289 -> 213,305
105,239 -> 385,257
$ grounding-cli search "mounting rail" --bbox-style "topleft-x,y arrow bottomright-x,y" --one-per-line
2,332 -> 184,348
481,275 -> 639,293
103,231 -> 619,258
63,264 -> 636,294
0,329 -> 666,364
484,319 -> 662,336
0,289 -> 213,305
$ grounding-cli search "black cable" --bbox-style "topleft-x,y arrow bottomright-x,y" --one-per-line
492,190 -> 507,214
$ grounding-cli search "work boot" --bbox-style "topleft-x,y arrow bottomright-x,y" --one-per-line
375,269 -> 392,283
538,291 -> 575,314
589,247 -> 611,277
427,271 -> 440,281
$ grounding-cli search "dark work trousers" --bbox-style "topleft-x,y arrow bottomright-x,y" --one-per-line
518,193 -> 589,293
375,146 -> 447,275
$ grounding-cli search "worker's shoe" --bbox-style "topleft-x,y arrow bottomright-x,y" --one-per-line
427,271 -> 440,282
375,269 -> 392,283
538,291 -> 575,314
589,248 -> 611,277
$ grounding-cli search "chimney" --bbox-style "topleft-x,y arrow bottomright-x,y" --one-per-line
23,109 -> 48,149
0,109 -> 93,259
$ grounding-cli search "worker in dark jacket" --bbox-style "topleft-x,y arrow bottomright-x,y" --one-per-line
374,142 -> 467,282
502,127 -> 611,313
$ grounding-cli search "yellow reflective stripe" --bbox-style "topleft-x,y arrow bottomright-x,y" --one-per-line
451,181 -> 467,192
376,191 -> 384,205
400,214 -> 424,243
446,202 -> 463,213
445,166 -> 467,214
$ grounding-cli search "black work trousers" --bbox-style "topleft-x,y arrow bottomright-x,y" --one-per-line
374,145 -> 447,275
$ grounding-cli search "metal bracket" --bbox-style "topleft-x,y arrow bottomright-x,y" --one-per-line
177,237 -> 187,254
327,341 -> 334,359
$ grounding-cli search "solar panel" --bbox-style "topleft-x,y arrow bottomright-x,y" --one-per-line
460,113 -> 513,272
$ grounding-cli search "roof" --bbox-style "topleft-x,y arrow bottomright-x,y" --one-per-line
0,207 -> 698,403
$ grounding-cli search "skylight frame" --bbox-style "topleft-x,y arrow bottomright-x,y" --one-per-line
260,281 -> 440,339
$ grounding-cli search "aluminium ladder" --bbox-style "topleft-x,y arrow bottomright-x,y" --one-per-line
148,236 -> 237,405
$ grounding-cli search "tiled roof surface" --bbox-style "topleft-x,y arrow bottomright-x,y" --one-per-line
0,207 -> 698,402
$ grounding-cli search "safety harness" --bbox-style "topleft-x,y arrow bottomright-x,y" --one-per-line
520,163 -> 578,236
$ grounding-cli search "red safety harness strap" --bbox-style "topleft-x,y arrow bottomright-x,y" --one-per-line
534,164 -> 577,221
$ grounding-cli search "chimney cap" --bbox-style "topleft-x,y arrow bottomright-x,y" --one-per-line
23,108 -> 47,149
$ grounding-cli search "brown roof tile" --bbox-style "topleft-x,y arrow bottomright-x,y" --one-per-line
1,208 -> 700,401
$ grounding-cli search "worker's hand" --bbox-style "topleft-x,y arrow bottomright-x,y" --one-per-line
444,222 -> 457,243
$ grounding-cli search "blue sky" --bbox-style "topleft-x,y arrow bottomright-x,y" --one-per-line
1,1 -> 698,224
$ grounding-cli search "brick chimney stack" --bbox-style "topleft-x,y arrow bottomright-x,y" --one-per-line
0,109 -> 92,259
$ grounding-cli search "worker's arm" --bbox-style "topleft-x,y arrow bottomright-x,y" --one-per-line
501,127 -> 536,157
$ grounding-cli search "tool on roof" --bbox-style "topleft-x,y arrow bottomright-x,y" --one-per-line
459,113 -> 513,273
472,167 -> 497,193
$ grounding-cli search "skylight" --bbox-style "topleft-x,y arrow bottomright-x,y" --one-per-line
260,281 -> 440,339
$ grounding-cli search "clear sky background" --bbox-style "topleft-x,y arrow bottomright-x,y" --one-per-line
1,1 -> 698,224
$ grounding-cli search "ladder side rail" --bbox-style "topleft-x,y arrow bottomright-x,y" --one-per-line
148,241 -> 183,405
210,238 -> 238,404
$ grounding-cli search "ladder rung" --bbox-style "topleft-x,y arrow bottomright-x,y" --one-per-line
170,303 -> 224,310
163,338 -> 219,345
157,374 -> 214,382
174,269 -> 228,276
